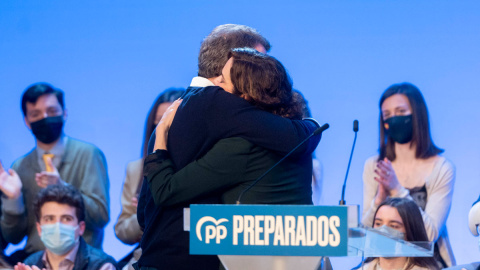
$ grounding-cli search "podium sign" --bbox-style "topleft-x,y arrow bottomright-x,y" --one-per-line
190,204 -> 348,256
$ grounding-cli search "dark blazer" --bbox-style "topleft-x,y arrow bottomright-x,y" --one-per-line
144,137 -> 313,207
24,237 -> 117,270
137,86 -> 320,270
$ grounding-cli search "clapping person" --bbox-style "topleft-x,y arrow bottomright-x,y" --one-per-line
0,83 -> 109,263
362,83 -> 455,267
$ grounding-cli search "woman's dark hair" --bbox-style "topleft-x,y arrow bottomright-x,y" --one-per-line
21,83 -> 65,116
293,89 -> 312,118
34,184 -> 85,222
378,83 -> 443,161
142,88 -> 185,157
228,48 -> 302,120
364,198 -> 439,270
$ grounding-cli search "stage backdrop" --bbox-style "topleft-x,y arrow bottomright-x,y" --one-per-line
0,1 -> 479,268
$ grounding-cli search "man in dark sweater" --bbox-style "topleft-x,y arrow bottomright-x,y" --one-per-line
136,24 -> 320,270
18,184 -> 116,270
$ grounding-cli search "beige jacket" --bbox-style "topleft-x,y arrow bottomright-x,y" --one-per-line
115,159 -> 144,244
362,156 -> 456,267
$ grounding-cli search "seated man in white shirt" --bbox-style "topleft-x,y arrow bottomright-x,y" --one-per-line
14,184 -> 117,270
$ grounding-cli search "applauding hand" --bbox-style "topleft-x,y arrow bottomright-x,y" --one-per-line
374,158 -> 402,196
35,156 -> 62,188
0,160 -> 23,200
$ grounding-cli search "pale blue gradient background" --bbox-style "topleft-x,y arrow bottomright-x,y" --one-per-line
0,1 -> 479,268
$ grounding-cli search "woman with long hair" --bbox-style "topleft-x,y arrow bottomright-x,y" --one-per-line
114,88 -> 184,269
362,83 -> 455,267
360,197 -> 439,270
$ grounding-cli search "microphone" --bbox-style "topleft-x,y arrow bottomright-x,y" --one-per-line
339,120 -> 359,205
236,123 -> 330,204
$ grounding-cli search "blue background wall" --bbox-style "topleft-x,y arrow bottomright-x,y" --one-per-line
0,1 -> 479,267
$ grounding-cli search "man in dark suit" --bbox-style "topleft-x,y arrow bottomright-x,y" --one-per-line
136,24 -> 320,270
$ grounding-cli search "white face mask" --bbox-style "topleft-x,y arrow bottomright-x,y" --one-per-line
374,225 -> 405,240
40,222 -> 79,255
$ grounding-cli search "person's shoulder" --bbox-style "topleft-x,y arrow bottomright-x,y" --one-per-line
189,86 -> 248,103
84,242 -> 117,264
66,137 -> 104,156
85,243 -> 111,256
365,155 -> 379,166
127,158 -> 144,171
433,155 -> 455,174
182,86 -> 226,109
23,250 -> 44,265
126,158 -> 144,176
185,85 -> 223,97
436,155 -> 454,167
11,148 -> 36,168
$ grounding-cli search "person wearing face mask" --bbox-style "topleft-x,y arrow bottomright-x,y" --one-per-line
362,83 -> 455,268
114,88 -> 184,270
0,83 -> 109,264
13,184 -> 117,270
356,197 -> 439,270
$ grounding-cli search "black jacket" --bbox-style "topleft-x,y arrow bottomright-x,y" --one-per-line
137,86 -> 320,270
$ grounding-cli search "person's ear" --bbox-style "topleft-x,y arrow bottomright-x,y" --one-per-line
36,222 -> 42,237
211,75 -> 223,86
78,221 -> 86,236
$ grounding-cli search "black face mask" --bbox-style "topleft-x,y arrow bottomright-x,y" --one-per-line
384,115 -> 413,144
30,116 -> 64,144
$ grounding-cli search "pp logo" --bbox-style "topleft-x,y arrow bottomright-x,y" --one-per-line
196,216 -> 228,244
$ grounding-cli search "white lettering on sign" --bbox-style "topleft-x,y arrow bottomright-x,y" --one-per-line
196,216 -> 228,244
231,215 -> 341,247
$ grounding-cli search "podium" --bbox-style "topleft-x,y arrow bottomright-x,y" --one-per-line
184,205 -> 433,270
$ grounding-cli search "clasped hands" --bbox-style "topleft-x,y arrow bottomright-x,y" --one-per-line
374,158 -> 403,206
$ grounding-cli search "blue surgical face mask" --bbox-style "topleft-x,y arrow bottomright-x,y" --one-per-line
374,225 -> 405,240
40,222 -> 78,255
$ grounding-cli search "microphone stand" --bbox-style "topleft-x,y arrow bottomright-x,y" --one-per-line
339,120 -> 358,205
